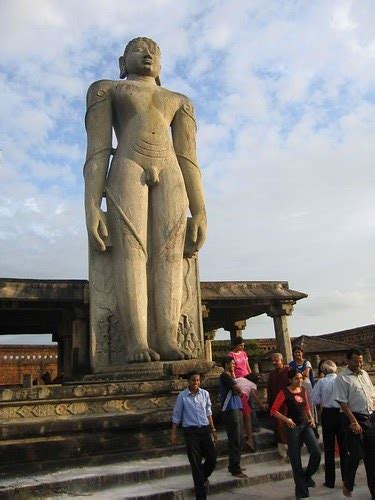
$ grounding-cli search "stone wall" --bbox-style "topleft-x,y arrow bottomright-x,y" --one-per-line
0,345 -> 58,386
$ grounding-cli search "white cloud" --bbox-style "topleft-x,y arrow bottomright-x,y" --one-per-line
0,0 -> 374,342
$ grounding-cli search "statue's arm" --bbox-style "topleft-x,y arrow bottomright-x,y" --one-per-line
83,80 -> 113,252
171,97 -> 207,254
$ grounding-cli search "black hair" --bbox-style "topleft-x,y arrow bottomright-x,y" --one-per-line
288,368 -> 300,380
222,356 -> 234,368
292,345 -> 303,354
186,370 -> 200,380
232,336 -> 244,347
245,373 -> 259,383
346,348 -> 364,360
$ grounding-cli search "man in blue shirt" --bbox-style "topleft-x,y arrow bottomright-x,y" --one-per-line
171,371 -> 217,499
220,357 -> 247,478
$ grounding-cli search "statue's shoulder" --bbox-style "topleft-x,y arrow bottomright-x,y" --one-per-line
171,90 -> 193,108
86,79 -> 115,102
159,87 -> 192,107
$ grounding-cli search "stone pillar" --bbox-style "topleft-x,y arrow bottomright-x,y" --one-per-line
62,335 -> 73,378
204,340 -> 212,362
267,303 -> 294,363
72,307 -> 89,376
224,320 -> 247,345
57,311 -> 74,379
204,330 -> 216,363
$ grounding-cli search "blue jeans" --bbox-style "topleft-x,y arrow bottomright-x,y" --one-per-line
286,421 -> 321,498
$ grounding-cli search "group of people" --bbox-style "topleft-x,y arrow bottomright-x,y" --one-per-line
171,341 -> 375,500
268,346 -> 375,499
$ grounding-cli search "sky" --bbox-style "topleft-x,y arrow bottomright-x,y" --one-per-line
0,0 -> 374,344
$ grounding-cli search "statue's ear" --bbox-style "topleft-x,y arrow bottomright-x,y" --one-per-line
155,76 -> 161,86
119,55 -> 127,79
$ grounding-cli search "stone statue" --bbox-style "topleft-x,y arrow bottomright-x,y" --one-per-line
84,37 -> 206,366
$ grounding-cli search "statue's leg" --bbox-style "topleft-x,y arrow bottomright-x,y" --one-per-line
106,159 -> 160,363
148,159 -> 189,360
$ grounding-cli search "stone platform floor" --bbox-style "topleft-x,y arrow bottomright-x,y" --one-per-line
211,467 -> 370,499
0,428 -> 371,499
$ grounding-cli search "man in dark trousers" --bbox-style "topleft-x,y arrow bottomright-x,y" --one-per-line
335,348 -> 375,498
171,371 -> 217,499
220,357 -> 247,478
311,360 -> 344,489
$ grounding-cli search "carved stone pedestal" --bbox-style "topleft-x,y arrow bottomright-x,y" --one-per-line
0,361 -> 220,473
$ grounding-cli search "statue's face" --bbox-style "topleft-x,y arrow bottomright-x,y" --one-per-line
125,40 -> 161,78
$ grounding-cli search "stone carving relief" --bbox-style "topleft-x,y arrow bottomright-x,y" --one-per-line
0,395 -> 176,421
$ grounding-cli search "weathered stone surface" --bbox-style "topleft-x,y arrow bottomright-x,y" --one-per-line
0,430 -> 277,495
165,360 -> 214,376
0,366 -> 221,468
84,37 -> 207,369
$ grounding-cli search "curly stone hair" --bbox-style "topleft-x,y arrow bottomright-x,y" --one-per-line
119,37 -> 161,85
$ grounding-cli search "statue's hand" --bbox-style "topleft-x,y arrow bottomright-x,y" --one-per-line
86,207 -> 108,252
185,212 -> 207,257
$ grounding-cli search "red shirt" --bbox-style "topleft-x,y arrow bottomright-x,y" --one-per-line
271,387 -> 311,425
267,366 -> 290,405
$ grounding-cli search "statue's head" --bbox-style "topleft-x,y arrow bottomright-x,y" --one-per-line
119,37 -> 161,85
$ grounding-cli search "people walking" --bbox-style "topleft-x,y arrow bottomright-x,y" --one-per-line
220,357 -> 247,478
171,371 -> 217,499
335,348 -> 375,498
267,353 -> 290,461
289,346 -> 318,438
311,360 -> 344,489
271,368 -> 321,499
228,337 -> 260,432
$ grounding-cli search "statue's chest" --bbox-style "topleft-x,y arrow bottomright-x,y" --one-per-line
113,84 -> 172,116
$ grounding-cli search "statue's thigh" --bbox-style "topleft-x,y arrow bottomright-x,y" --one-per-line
150,162 -> 188,233
107,159 -> 148,235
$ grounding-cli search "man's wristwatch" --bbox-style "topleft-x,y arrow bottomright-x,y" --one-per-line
211,428 -> 217,432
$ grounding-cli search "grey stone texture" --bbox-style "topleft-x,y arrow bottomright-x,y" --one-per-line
84,38 -> 207,370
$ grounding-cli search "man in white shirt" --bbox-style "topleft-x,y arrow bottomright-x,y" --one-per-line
335,348 -> 375,498
311,360 -> 344,489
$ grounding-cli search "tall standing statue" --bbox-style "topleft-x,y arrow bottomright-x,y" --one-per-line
84,37 -> 207,368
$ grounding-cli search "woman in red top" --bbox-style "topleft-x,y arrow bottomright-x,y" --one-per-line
271,369 -> 321,499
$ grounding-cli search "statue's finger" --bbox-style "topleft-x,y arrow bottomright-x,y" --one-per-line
99,219 -> 108,238
191,222 -> 198,243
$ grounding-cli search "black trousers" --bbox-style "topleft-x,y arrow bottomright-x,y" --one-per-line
321,407 -> 345,487
223,409 -> 243,473
183,426 -> 217,500
341,412 -> 375,497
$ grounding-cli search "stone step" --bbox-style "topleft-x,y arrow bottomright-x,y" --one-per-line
48,454 -> 330,500
0,426 -> 274,476
0,430 -> 277,499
